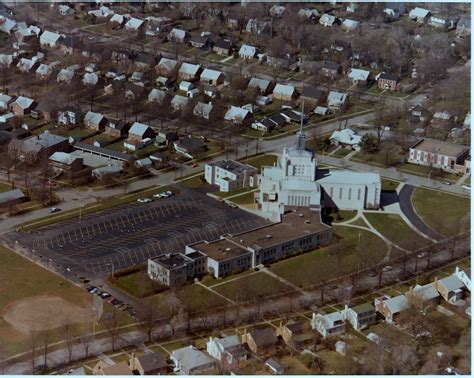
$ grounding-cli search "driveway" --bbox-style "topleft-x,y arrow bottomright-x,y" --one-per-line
398,185 -> 443,241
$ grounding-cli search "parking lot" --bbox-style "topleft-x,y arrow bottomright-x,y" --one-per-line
11,188 -> 268,279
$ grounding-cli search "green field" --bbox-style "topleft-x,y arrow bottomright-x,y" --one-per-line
332,148 -> 352,158
364,213 -> 432,250
178,174 -> 208,189
0,246 -> 94,354
0,181 -> 13,193
230,191 -> 256,205
213,272 -> 293,302
269,226 -> 387,288
397,163 -> 460,182
412,188 -> 470,236
112,270 -> 165,298
243,154 -> 278,173
331,210 -> 357,223
381,178 -> 400,191
214,186 -> 255,198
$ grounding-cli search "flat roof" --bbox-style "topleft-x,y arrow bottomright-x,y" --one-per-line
74,142 -> 134,161
411,139 -> 469,158
191,239 -> 250,262
151,253 -> 190,269
317,169 -> 380,185
228,208 -> 330,250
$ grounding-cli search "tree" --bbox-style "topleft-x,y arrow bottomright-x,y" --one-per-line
29,331 -> 38,373
103,309 -> 121,352
360,134 -> 379,154
62,319 -> 75,364
40,330 -> 50,368
140,298 -> 160,342
79,326 -> 93,360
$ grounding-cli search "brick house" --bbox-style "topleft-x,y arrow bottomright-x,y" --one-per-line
377,72 -> 401,91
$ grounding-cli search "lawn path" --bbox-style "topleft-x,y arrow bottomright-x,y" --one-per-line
195,281 -> 236,304
260,267 -> 307,295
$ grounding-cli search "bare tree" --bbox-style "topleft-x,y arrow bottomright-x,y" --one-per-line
79,326 -> 94,360
62,319 -> 75,364
29,331 -> 38,373
140,298 -> 160,342
103,309 -> 121,352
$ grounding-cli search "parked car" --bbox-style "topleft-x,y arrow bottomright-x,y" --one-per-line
49,207 -> 61,213
368,271 -> 377,277
166,190 -> 173,196
137,198 -> 153,203
382,266 -> 393,272
462,184 -> 471,190
100,292 -> 111,298
444,181 -> 452,185
417,252 -> 427,258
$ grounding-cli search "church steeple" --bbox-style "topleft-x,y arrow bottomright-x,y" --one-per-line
296,98 -> 305,150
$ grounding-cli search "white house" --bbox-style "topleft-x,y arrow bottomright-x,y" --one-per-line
327,91 -> 348,109
171,94 -> 189,110
272,83 -> 296,101
148,88 -> 167,104
193,102 -> 214,120
0,93 -> 13,110
179,81 -> 194,92
205,160 -> 257,192
409,7 -> 431,23
342,19 -> 360,30
348,68 -> 370,84
83,72 -> 99,86
40,30 -> 61,48
329,129 -> 362,150
239,44 -> 257,59
125,17 -> 144,31
224,106 -> 252,124
311,312 -> 346,338
58,5 -> 75,15
342,303 -> 376,330
206,336 -> 247,364
170,346 -> 216,375
319,14 -> 337,27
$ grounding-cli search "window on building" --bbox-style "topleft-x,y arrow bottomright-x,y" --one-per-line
357,188 -> 361,201
339,187 -> 343,200
330,187 -> 334,197
348,188 -> 352,200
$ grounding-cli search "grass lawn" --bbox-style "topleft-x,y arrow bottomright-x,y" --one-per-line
178,174 -> 208,189
464,176 -> 471,185
213,272 -> 293,302
412,187 -> 470,236
230,191 -> 255,206
364,213 -> 432,250
349,217 -> 370,228
350,151 -> 388,167
269,226 -> 387,288
332,148 -> 352,158
381,178 -> 400,191
111,270 -> 166,298
331,210 -> 357,223
0,245 -> 95,355
0,181 -> 13,193
135,143 -> 160,159
148,283 -> 228,314
243,154 -> 278,173
107,140 -> 127,152
201,269 -> 255,287
397,163 -> 460,182
214,186 -> 254,198
17,185 -> 175,231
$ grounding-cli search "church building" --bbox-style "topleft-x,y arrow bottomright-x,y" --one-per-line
257,115 -> 381,221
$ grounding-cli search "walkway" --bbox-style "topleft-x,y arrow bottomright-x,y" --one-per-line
195,281 -> 236,305
260,267 -> 307,295
398,185 -> 443,241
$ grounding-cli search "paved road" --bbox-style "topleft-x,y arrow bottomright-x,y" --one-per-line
398,185 -> 443,241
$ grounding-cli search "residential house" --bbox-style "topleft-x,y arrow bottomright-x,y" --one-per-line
239,44 -> 257,60
267,54 -> 298,70
454,266 -> 471,291
431,111 -> 454,129
129,352 -> 167,375
193,102 -> 214,120
224,106 -> 253,125
276,319 -> 313,348
405,283 -> 441,309
0,189 -> 26,210
463,112 -> 470,129
213,38 -> 233,56
327,91 -> 348,109
377,72 -> 400,91
36,62 -> 60,80
134,52 -> 156,71
330,129 -> 361,150
384,3 -> 406,19
49,152 -> 84,175
342,19 -> 360,31
248,77 -> 272,94
124,83 -> 146,101
74,142 -> 134,163
314,106 -> 329,115
145,16 -> 173,35
40,30 -> 62,48
0,53 -> 14,68
135,157 -> 152,169
298,8 -> 319,20
125,17 -> 144,32
17,58 -> 37,73
320,61 -> 342,78
410,105 -> 429,123
342,303 -> 376,330
189,34 -> 209,49
148,88 -> 168,104
280,108 -> 306,124
409,7 -> 431,23
200,68 -> 224,86
251,117 -> 278,133
205,159 -> 257,192
319,14 -> 338,27
269,4 -> 285,18
10,96 -> 35,116
173,135 -> 206,159
178,63 -> 202,81
429,15 -> 457,29
57,65 -> 78,84
14,26 -> 37,42
84,111 -> 106,131
171,94 -> 189,110
348,68 -> 371,85
179,81 -> 194,93
434,274 -> 467,303
241,327 -> 278,355
245,19 -> 271,36
168,28 -> 190,43
311,312 -> 346,338
58,109 -> 82,125
456,17 -> 471,38
128,122 -> 155,142
58,35 -> 84,55
0,16 -> 15,34
155,57 -> 180,77
272,84 -> 297,101
105,119 -> 130,138
8,132 -> 69,162
0,93 -> 13,110
156,128 -> 178,146
374,294 -> 410,323
301,86 -> 325,104
170,346 -> 216,375
408,139 -> 470,174
94,361 -> 131,375
109,13 -> 128,28
83,72 -> 99,86
206,336 -> 247,365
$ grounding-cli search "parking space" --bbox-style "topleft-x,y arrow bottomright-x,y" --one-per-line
13,189 -> 268,279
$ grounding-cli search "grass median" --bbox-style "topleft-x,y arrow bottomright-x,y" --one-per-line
16,185 -> 174,232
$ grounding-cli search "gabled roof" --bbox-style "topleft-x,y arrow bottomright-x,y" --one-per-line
190,35 -> 209,45
148,88 -> 167,102
193,102 -> 213,117
84,111 -> 105,126
171,94 -> 189,107
410,7 -> 431,19
328,91 -> 347,106
322,60 -> 341,71
302,86 -> 323,100
438,275 -> 465,292
169,28 -> 188,41
49,151 -> 81,165
320,14 -> 336,25
315,311 -> 344,329
0,17 -> 16,33
349,303 -> 375,315
40,30 -> 61,43
14,96 -> 34,110
248,327 -> 278,348
298,8 -> 319,18
179,62 -> 201,76
342,19 -> 360,29
248,77 -> 270,91
201,68 -> 223,82
384,294 -> 410,314
109,13 -> 126,24
214,38 -> 233,50
134,52 -> 155,66
224,106 -> 250,122
129,122 -> 152,137
348,68 -> 370,81
379,72 -> 400,82
157,57 -> 179,72
125,17 -> 144,29
0,189 -> 25,204
330,128 -> 361,145
171,346 -> 215,372
136,352 -> 166,373
273,83 -> 295,96
59,35 -> 84,49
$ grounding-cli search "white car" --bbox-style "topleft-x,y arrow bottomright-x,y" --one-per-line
152,193 -> 162,198
417,252 -> 427,258
382,266 -> 393,272
137,198 -> 153,203
165,191 -> 173,196
462,184 -> 471,190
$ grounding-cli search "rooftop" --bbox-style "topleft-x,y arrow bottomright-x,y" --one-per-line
228,208 -> 330,250
191,238 -> 250,262
317,169 -> 380,185
211,159 -> 256,174
411,139 -> 469,158
151,253 -> 191,270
